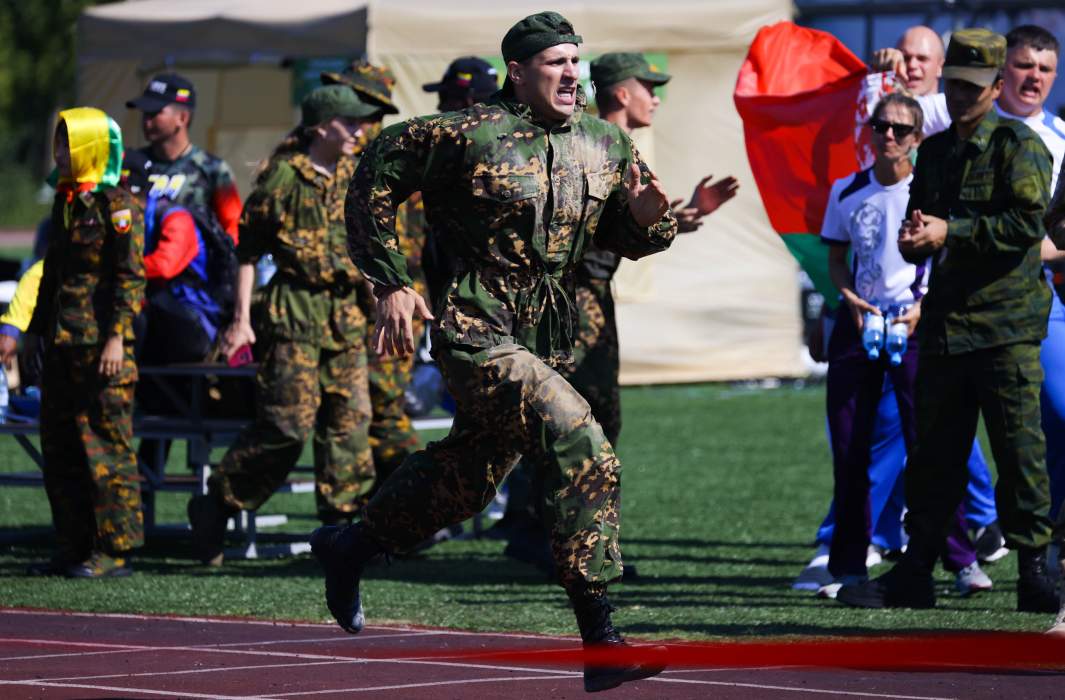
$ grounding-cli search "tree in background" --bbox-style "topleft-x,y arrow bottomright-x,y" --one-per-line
0,0 -> 115,227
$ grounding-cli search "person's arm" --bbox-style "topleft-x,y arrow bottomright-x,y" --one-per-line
827,244 -> 879,331
346,119 -> 446,357
219,263 -> 256,358
211,161 -> 242,243
101,192 -> 146,377
671,175 -> 740,234
0,259 -> 44,338
592,136 -> 677,260
144,208 -> 198,281
1045,158 -> 1065,254
938,137 -> 1051,255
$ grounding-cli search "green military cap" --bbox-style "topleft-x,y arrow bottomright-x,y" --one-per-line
501,11 -> 582,64
321,60 -> 400,115
300,85 -> 382,127
590,52 -> 671,90
943,28 -> 1006,87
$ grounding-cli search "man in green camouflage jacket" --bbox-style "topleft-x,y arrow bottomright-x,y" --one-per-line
312,11 -> 675,692
838,29 -> 1062,614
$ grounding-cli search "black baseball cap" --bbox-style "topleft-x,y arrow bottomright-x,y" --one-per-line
126,73 -> 197,112
423,57 -> 499,99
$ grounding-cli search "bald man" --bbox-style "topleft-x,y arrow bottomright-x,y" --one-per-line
871,26 -> 952,135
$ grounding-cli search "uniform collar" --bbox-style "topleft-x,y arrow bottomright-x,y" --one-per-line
287,151 -> 332,186
957,108 -> 999,153
492,83 -> 586,131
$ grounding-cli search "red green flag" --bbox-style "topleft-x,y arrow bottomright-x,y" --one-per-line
734,21 -> 869,306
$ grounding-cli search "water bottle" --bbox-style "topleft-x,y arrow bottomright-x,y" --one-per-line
256,254 -> 277,287
0,364 -> 9,424
885,306 -> 909,367
861,312 -> 885,360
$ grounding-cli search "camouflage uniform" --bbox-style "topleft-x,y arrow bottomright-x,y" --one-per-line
346,88 -> 677,587
211,151 -> 373,522
903,109 -> 1061,557
29,187 -> 146,564
364,192 -> 429,481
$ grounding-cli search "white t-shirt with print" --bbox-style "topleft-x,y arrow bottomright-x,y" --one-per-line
820,169 -> 929,309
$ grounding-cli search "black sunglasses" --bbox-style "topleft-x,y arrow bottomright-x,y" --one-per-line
869,118 -> 916,138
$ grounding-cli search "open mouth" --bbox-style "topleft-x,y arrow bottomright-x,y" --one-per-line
556,84 -> 576,106
1018,83 -> 1042,101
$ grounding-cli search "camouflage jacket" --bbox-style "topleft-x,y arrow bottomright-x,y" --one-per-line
908,110 -> 1052,355
346,90 -> 677,364
239,151 -> 364,349
29,188 -> 145,346
135,144 -> 241,237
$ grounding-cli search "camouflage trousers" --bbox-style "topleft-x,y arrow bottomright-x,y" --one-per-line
905,343 -> 1062,556
40,344 -> 142,562
362,342 -> 624,588
559,277 -> 621,445
367,317 -> 424,484
211,336 -> 373,521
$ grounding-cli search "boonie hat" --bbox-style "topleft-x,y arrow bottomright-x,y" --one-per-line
300,85 -> 383,127
423,57 -> 499,99
321,60 -> 400,115
590,53 -> 671,90
126,73 -> 196,112
943,28 -> 1006,87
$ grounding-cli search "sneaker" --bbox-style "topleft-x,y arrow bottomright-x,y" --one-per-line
836,563 -> 936,609
866,545 -> 883,569
1017,547 -> 1059,614
974,522 -> 1009,563
792,544 -> 833,591
1049,600 -> 1065,636
954,562 -> 993,596
64,552 -> 132,578
310,523 -> 383,634
817,574 -> 866,600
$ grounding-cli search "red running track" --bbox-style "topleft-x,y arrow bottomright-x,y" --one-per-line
0,608 -> 1062,699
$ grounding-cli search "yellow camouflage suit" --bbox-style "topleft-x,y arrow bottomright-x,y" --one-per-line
211,151 -> 373,522
29,110 -> 146,567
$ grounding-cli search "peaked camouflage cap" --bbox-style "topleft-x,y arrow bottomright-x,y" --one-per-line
321,60 -> 400,115
590,53 -> 671,90
501,11 -> 582,64
943,28 -> 1006,87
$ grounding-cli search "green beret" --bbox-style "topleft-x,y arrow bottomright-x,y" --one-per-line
943,28 -> 1006,87
590,53 -> 671,90
300,85 -> 381,127
321,60 -> 400,115
501,11 -> 582,64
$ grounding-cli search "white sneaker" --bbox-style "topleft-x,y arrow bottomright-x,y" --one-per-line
954,562 -> 993,596
792,544 -> 832,591
866,545 -> 883,568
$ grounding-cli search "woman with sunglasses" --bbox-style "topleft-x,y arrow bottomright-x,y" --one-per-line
816,93 -> 992,598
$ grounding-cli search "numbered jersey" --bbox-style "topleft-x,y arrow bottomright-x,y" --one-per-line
132,144 -> 242,242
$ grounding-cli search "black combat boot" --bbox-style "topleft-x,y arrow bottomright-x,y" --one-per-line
310,522 -> 384,634
187,492 -> 237,566
569,583 -> 667,693
1016,547 -> 1059,613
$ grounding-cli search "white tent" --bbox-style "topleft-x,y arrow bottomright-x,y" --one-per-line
78,0 -> 802,384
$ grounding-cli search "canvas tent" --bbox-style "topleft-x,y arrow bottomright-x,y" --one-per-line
78,0 -> 801,384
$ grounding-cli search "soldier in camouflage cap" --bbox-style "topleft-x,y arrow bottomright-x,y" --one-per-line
838,28 -> 1063,614
322,60 -> 400,115
311,11 -> 675,692
186,85 -> 381,565
28,109 -> 145,578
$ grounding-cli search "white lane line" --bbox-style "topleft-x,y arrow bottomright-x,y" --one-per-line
31,660 -> 353,683
648,676 -> 956,700
258,675 -> 579,697
0,608 -> 570,641
663,665 -> 800,674
0,679 -> 263,700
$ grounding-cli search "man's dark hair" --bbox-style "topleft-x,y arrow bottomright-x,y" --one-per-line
1006,25 -> 1059,54
594,82 -> 624,114
871,92 -> 924,136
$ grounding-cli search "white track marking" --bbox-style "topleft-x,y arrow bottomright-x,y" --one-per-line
258,675 -> 579,697
32,660 -> 351,683
0,679 -> 261,700
647,676 -> 955,700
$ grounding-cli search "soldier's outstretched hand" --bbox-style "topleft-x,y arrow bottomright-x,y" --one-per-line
625,164 -> 670,228
375,286 -> 434,357
689,175 -> 739,217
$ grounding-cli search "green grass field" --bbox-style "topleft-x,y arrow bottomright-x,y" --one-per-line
0,382 -> 1055,638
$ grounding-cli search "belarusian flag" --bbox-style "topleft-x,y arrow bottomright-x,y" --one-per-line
734,21 -> 870,307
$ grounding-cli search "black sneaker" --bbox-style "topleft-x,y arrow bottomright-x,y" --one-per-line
187,494 -> 232,566
64,552 -> 133,578
974,521 -> 1009,563
1017,547 -> 1059,613
835,564 -> 936,609
310,523 -> 382,634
